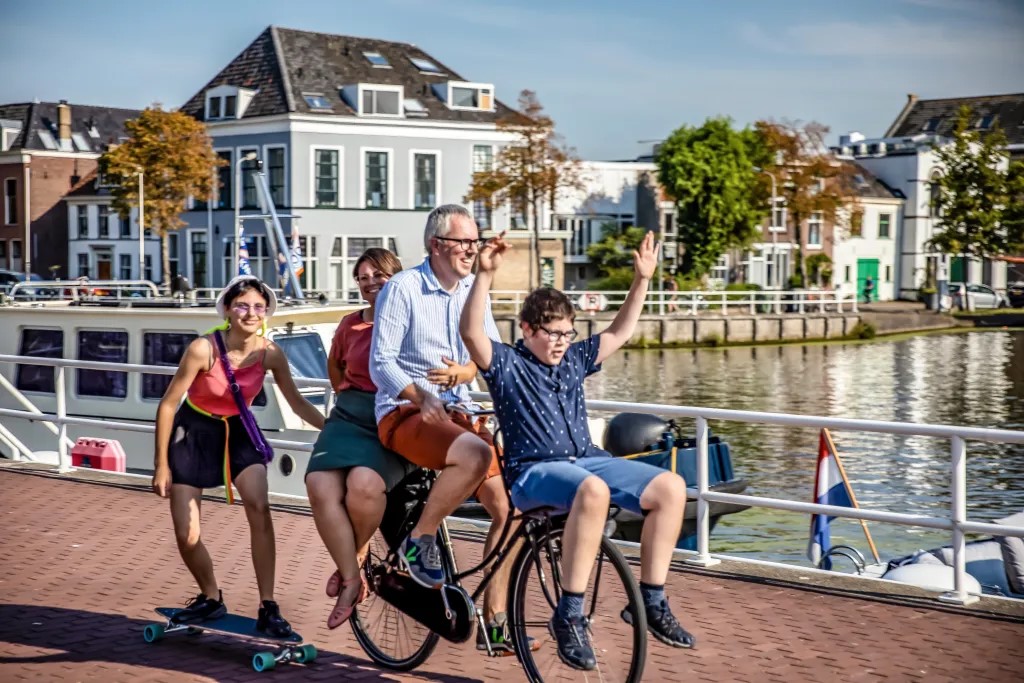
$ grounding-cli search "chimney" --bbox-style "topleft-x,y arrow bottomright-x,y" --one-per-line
57,100 -> 72,146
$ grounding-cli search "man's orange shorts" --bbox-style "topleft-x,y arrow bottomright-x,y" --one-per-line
377,403 -> 501,480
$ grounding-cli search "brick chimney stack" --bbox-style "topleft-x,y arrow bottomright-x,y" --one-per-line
57,100 -> 72,147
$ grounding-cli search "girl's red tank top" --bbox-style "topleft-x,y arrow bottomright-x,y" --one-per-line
187,336 -> 268,416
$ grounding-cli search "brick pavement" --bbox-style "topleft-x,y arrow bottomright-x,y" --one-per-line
0,469 -> 1021,682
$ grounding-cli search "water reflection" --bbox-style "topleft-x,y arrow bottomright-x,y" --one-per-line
587,330 -> 1024,564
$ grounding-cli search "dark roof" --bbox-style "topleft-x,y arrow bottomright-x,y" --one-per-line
180,26 -> 516,124
0,101 -> 141,153
845,162 -> 905,200
885,93 -> 1024,145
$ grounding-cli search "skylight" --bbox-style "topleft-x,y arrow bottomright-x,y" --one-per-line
364,51 -> 390,67
410,57 -> 443,74
977,114 -> 995,130
36,129 -> 57,150
303,93 -> 333,110
923,117 -> 940,132
403,98 -> 428,116
71,132 -> 91,152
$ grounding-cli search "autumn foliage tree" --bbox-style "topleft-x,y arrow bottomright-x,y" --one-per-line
101,107 -> 224,289
465,90 -> 583,287
755,120 -> 859,286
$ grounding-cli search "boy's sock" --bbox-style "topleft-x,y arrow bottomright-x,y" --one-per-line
640,582 -> 667,609
555,590 -> 585,620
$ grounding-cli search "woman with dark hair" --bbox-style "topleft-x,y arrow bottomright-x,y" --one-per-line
306,247 -> 477,628
152,275 -> 326,636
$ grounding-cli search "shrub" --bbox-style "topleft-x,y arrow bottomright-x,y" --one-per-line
848,321 -> 876,339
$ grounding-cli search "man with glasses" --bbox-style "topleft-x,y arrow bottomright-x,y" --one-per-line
369,204 -> 522,655
460,231 -> 696,671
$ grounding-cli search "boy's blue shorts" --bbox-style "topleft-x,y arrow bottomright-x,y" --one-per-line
509,451 -> 674,517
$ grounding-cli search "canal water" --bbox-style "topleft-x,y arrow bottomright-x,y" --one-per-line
585,329 -> 1024,566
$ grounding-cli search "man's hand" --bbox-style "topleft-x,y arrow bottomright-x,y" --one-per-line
427,357 -> 476,390
152,464 -> 172,498
417,391 -> 450,425
477,232 -> 510,274
633,230 -> 661,281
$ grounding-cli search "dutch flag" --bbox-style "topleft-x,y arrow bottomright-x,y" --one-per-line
808,431 -> 854,570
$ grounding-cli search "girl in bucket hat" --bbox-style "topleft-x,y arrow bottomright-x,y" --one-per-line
152,275 -> 325,636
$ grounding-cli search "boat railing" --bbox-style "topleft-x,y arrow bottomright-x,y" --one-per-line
6,279 -> 162,302
0,353 -> 1021,607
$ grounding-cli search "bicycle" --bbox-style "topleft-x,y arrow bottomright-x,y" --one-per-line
350,404 -> 648,682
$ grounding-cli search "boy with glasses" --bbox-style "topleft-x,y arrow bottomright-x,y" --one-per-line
461,231 -> 695,671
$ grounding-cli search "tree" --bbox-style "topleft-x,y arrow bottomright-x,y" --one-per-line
655,117 -> 770,279
465,90 -> 583,287
101,107 -> 224,289
755,120 -> 859,286
929,105 -> 1024,260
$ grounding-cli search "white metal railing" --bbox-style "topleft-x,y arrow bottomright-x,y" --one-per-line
1,354 -> 1022,606
488,289 -> 858,317
6,280 -> 161,302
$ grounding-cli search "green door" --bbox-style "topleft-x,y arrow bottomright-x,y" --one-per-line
950,256 -> 966,282
857,259 -> 880,302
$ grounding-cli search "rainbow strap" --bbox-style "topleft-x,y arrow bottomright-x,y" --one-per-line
185,396 -> 234,505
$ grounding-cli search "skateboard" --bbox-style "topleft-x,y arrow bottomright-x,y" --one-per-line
143,607 -> 317,672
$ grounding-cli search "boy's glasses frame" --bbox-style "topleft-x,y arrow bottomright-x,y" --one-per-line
536,325 -> 578,342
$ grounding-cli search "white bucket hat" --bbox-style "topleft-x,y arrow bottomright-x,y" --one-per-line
215,275 -> 278,318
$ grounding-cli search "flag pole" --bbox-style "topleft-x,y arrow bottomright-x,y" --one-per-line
822,428 -> 881,564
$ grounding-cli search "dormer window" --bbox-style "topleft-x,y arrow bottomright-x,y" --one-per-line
922,117 -> 941,132
440,82 -> 494,111
364,51 -> 390,68
341,84 -> 403,117
207,96 -> 223,119
206,85 -> 255,120
976,114 -> 995,130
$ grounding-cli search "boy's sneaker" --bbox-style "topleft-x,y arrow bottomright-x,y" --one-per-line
171,591 -> 226,624
398,535 -> 445,589
623,600 -> 696,649
256,600 -> 293,638
548,613 -> 596,671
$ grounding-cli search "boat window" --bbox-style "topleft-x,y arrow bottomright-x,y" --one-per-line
77,330 -> 129,399
142,332 -> 198,400
16,328 -> 64,393
272,332 -> 328,404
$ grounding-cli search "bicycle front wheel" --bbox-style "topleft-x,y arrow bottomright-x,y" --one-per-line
509,527 -> 647,682
350,529 -> 439,671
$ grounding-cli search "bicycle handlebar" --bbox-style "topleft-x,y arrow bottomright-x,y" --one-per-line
445,402 -> 496,417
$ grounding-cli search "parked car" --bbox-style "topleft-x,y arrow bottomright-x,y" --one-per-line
0,270 -> 50,299
948,282 -> 1008,309
1007,281 -> 1024,309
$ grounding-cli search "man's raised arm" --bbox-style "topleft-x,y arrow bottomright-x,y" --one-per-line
461,233 -> 510,372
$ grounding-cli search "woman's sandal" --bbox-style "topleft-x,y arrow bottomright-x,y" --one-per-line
327,575 -> 368,629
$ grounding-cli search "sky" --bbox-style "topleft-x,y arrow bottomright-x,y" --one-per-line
2,0 -> 1022,160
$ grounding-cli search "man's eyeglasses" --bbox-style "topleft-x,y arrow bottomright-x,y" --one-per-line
537,325 -> 578,343
232,303 -> 267,316
434,236 -> 488,253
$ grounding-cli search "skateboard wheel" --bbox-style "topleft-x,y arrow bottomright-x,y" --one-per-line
295,644 -> 317,663
143,624 -> 164,643
253,651 -> 277,672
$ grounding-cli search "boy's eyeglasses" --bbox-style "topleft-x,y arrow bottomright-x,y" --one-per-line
434,236 -> 488,252
537,325 -> 578,342
232,303 -> 267,316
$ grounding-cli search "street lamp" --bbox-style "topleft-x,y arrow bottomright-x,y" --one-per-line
754,166 -> 782,289
137,169 -> 145,280
233,151 -> 259,277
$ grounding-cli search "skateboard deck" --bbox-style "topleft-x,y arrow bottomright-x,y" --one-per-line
144,607 -> 316,672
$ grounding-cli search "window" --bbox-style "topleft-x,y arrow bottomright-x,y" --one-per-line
923,117 -> 941,132
0,241 -> 5,259
450,83 -> 493,110
224,95 -> 237,118
330,235 -> 399,301
807,212 -> 822,248
142,332 -> 197,399
303,93 -> 333,110
241,149 -> 258,208
16,328 -> 63,393
878,213 -> 891,239
223,235 -> 272,283
710,255 -> 729,284
207,96 -> 222,120
77,330 -> 128,398
885,265 -> 892,282
215,150 -> 232,209
37,129 -> 57,150
118,209 -> 129,238
404,99 -> 427,117
190,231 -> 207,288
77,253 -> 89,278
77,206 -> 89,239
119,254 -> 131,280
11,239 -> 21,259
361,88 -> 401,116
472,145 -> 494,228
267,147 -> 286,207
168,233 -> 179,280
976,114 -> 994,130
413,153 -> 437,209
410,56 -> 443,74
364,51 -> 390,67
844,265 -> 851,282
71,133 -> 91,152
98,205 -> 109,238
314,149 -> 339,207
663,212 -> 676,237
771,198 -> 785,231
4,178 -> 15,225
144,255 -> 153,284
294,235 -> 318,291
365,151 -> 389,209
929,175 -> 941,217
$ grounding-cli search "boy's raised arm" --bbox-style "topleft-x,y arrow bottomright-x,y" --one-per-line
597,230 -> 660,364
460,233 -> 510,372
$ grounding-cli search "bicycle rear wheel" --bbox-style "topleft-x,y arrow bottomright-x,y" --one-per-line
509,527 -> 647,682
350,529 -> 439,671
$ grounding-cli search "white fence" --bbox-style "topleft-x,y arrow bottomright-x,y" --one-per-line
1,353 -> 1021,606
